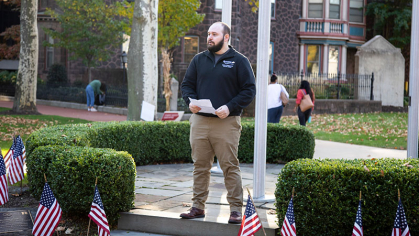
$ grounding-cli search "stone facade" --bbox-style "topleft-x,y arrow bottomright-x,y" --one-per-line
171,0 -> 301,87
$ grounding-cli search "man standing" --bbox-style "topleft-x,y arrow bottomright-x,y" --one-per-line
180,22 -> 256,224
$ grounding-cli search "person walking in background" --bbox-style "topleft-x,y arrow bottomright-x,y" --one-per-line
294,80 -> 315,126
267,73 -> 289,123
85,80 -> 106,112
180,22 -> 256,224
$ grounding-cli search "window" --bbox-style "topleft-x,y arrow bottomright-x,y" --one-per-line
269,42 -> 274,74
349,0 -> 363,23
306,45 -> 320,74
183,36 -> 199,63
308,0 -> 323,18
329,0 -> 340,19
271,0 -> 276,18
328,46 -> 339,74
46,35 -> 54,68
215,0 -> 222,10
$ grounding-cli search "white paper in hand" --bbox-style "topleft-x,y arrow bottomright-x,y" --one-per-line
189,98 -> 216,114
141,100 -> 155,121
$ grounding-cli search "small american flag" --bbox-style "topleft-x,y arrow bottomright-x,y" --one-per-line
352,200 -> 363,236
32,182 -> 62,236
237,194 -> 262,236
281,197 -> 296,236
4,136 -> 26,170
8,136 -> 25,185
392,199 -> 410,236
0,152 -> 8,205
88,186 -> 110,236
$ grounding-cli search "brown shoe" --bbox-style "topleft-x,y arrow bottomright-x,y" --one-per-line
228,211 -> 242,224
180,207 -> 205,219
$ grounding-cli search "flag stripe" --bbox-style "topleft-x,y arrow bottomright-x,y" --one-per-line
0,175 -> 8,205
32,183 -> 62,236
237,195 -> 262,236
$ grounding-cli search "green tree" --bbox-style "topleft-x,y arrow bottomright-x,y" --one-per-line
158,0 -> 204,111
366,0 -> 412,50
43,0 -> 133,82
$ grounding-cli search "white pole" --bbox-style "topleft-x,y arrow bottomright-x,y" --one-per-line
212,0 -> 232,174
407,0 -> 419,159
253,0 -> 273,202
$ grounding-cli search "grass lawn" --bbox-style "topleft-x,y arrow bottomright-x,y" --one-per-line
0,107 -> 91,154
243,112 -> 408,150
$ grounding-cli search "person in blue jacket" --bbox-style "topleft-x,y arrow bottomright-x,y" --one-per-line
85,80 -> 105,112
180,22 -> 256,224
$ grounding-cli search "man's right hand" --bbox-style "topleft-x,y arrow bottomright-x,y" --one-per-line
189,104 -> 201,114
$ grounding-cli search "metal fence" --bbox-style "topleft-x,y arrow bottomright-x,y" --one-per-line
0,72 -> 374,109
273,71 -> 374,100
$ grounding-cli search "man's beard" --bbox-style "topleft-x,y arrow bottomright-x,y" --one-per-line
208,39 -> 224,53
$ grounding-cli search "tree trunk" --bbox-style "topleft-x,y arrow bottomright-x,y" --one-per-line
13,0 -> 39,114
127,0 -> 159,121
161,47 -> 172,111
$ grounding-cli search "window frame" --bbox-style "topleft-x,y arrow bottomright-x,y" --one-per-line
308,0 -> 324,19
271,0 -> 276,19
328,45 -> 340,74
306,44 -> 321,74
329,0 -> 340,20
349,0 -> 364,23
215,0 -> 222,10
183,35 -> 199,63
46,35 -> 54,69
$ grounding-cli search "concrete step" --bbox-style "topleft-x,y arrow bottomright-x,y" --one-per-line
118,208 -> 278,236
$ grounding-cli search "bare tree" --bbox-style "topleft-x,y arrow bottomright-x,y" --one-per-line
13,0 -> 39,114
127,0 -> 159,121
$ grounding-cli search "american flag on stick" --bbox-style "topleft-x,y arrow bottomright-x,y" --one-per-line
8,136 -> 25,185
32,180 -> 62,236
237,188 -> 264,236
391,189 -> 410,236
281,188 -> 296,236
4,135 -> 26,170
352,191 -> 363,236
88,185 -> 110,236
0,151 -> 8,205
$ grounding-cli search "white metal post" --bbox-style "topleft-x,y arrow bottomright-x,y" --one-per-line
253,0 -> 273,202
212,0 -> 233,174
407,0 -> 419,159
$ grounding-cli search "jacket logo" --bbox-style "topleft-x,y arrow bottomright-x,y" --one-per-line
222,60 -> 235,68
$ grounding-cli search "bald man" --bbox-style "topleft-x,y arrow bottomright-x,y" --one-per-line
180,22 -> 256,224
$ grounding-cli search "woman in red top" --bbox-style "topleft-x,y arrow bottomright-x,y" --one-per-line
294,80 -> 315,126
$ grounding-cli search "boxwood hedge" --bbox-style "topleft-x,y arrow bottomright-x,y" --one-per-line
276,158 -> 419,235
26,121 -> 315,164
27,145 -> 135,226
26,121 -> 314,225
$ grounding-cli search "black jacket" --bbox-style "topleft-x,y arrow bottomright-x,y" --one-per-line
181,46 -> 256,117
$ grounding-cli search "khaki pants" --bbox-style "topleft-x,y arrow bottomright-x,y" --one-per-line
189,114 -> 243,213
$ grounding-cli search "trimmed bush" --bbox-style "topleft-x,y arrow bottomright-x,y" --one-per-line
26,121 -> 315,165
276,159 -> 419,235
27,145 -> 135,226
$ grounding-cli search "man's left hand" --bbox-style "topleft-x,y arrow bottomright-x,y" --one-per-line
215,105 -> 230,119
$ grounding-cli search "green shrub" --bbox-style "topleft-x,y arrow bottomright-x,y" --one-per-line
26,121 -> 315,165
47,64 -> 68,87
27,145 -> 136,226
0,70 -> 17,84
276,159 -> 419,235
